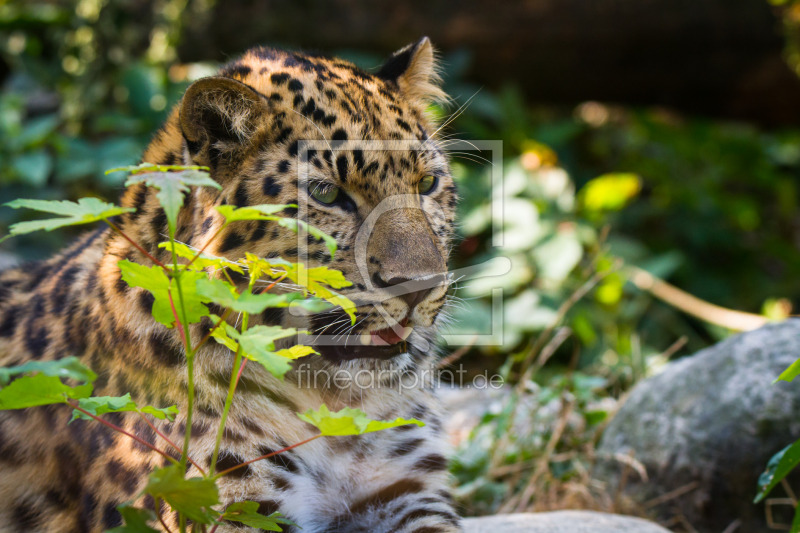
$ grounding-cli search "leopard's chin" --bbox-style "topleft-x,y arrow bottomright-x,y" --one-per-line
314,320 -> 412,361
315,341 -> 408,362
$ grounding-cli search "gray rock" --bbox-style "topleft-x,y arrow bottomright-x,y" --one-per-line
462,511 -> 672,532
596,319 -> 800,533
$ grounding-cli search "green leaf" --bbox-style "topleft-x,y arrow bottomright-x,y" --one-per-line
229,325 -> 300,379
4,198 -> 134,237
216,204 -> 337,256
755,439 -> 800,503
106,505 -> 159,533
142,464 -> 219,524
119,260 -> 210,328
0,356 -> 96,386
106,163 -> 210,175
158,241 -> 244,274
196,277 -> 310,314
0,375 -> 93,410
221,501 -> 295,531
579,173 -> 641,212
793,503 -> 800,533
297,404 -> 424,436
276,217 -> 338,257
71,393 -> 178,422
215,204 -> 296,223
208,316 -> 239,352
777,357 -> 800,383
124,168 -> 220,237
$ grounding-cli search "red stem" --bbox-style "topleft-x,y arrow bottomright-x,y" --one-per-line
167,290 -> 187,346
155,497 -> 175,533
256,273 -> 287,294
215,434 -> 321,478
137,412 -> 207,476
235,359 -> 248,384
105,219 -> 166,268
68,401 -> 177,465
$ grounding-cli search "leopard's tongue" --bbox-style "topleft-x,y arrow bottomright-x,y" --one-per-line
371,318 -> 411,346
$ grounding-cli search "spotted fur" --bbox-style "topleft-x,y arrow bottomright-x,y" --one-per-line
0,38 -> 460,532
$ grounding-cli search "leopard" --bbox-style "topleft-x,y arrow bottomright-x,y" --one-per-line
0,37 -> 463,533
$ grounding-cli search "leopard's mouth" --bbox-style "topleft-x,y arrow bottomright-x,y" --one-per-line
312,316 -> 413,361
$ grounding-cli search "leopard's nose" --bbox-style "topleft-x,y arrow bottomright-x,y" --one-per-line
373,274 -> 435,310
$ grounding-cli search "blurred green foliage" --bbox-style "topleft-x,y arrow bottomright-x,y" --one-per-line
0,0 -> 196,258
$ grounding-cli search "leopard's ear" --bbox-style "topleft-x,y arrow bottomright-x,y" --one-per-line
377,37 -> 447,104
179,76 -> 267,154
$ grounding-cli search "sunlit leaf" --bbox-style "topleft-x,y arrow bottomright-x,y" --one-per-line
221,501 -> 295,531
124,168 -> 220,236
0,375 -> 93,410
106,505 -> 159,533
142,464 -> 219,524
207,315 -> 239,352
106,163 -> 210,175
119,260 -> 209,328
579,173 -> 641,212
777,357 -> 800,383
3,198 -> 134,237
275,345 -> 318,359
0,356 -> 96,386
158,241 -> 244,274
71,393 -> 178,422
297,404 -> 424,436
755,439 -> 800,503
242,255 -> 355,323
216,204 -> 296,223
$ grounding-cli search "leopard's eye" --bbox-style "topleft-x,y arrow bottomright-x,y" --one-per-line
417,175 -> 437,195
309,183 -> 340,205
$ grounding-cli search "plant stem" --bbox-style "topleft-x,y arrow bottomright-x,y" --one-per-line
215,434 -> 322,479
156,497 -> 175,533
170,254 -> 195,477
137,412 -> 206,476
209,347 -> 244,476
167,291 -> 187,347
104,219 -> 165,268
210,310 -> 250,475
68,401 -> 178,465
256,273 -> 287,294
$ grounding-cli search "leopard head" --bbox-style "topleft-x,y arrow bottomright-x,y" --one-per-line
136,38 -> 457,377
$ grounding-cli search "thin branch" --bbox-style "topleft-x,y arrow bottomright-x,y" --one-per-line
256,273 -> 288,294
167,290 -> 187,347
628,266 -> 767,332
68,401 -> 177,465
105,219 -> 165,268
215,434 -> 321,478
137,412 -> 206,476
155,497 -> 175,533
